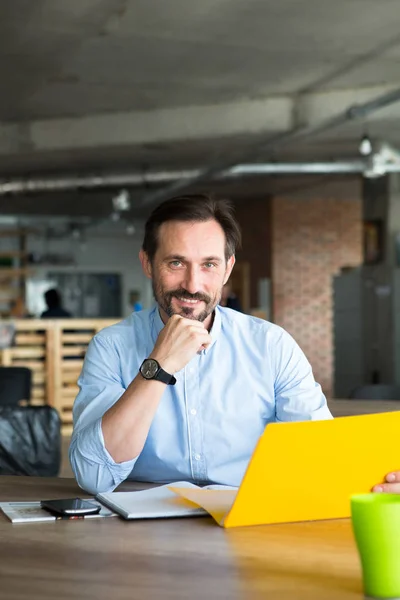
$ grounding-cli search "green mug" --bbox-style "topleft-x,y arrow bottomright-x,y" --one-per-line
351,493 -> 400,599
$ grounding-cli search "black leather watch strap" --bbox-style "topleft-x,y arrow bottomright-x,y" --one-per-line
154,367 -> 176,385
139,358 -> 176,385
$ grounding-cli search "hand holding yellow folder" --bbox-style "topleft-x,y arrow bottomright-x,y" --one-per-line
170,411 -> 400,527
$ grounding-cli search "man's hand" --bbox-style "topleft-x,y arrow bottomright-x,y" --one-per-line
150,314 -> 212,374
372,471 -> 400,493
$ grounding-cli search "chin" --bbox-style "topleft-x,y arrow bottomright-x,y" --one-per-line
183,308 -> 211,322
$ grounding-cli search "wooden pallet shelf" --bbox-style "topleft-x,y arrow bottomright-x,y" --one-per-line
0,268 -> 32,277
0,318 -> 118,433
0,229 -> 30,318
0,251 -> 28,258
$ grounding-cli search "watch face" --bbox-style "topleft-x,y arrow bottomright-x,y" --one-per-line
141,359 -> 159,379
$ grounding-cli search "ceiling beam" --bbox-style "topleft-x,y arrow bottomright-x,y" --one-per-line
0,84 -> 399,160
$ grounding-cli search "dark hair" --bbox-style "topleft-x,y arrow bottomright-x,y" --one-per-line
44,288 -> 61,309
142,193 -> 241,262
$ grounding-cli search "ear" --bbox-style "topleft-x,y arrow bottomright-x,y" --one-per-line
223,255 -> 236,285
139,249 -> 152,279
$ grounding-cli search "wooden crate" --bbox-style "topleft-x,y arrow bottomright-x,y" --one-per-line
1,320 -> 50,408
0,319 -> 118,434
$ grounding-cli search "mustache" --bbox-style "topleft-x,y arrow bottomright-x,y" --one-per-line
167,289 -> 211,303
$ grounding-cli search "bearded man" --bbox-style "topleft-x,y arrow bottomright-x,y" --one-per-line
70,194 -> 332,494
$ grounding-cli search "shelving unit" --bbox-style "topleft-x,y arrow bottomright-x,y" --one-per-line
0,229 -> 31,317
0,318 -> 118,434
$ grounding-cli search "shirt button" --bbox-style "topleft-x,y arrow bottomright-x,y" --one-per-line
190,408 -> 197,416
189,367 -> 195,374
194,454 -> 201,461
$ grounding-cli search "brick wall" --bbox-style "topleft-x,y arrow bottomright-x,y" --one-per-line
271,180 -> 363,397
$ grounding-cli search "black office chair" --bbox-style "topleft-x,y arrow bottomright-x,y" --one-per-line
0,406 -> 61,476
349,384 -> 400,400
0,367 -> 32,406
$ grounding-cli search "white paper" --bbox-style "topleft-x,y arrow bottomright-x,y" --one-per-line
97,482 -> 238,520
0,500 -> 117,523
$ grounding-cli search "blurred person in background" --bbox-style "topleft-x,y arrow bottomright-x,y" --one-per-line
41,288 -> 72,318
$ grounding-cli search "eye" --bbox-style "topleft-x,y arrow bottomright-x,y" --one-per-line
203,262 -> 217,269
169,260 -> 182,268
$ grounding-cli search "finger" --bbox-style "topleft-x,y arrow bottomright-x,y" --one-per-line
386,471 -> 400,483
372,471 -> 400,492
199,332 -> 212,344
372,482 -> 400,494
200,342 -> 212,350
169,314 -> 183,322
197,334 -> 212,350
183,319 -> 207,330
170,319 -> 204,333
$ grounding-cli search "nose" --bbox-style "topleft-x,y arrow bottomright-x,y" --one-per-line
182,265 -> 201,294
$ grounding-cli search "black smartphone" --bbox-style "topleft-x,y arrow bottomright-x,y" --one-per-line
40,497 -> 101,517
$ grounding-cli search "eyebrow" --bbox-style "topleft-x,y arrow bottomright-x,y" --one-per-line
202,256 -> 223,263
164,254 -> 223,263
164,255 -> 185,261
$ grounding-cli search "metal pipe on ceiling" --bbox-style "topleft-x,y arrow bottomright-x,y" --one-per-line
137,86 -> 400,207
0,169 -> 201,195
0,162 -> 366,195
0,91 -> 399,197
226,162 -> 367,175
1,85 -> 400,198
1,159 -> 400,196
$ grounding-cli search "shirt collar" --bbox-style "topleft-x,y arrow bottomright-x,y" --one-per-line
150,304 -> 222,353
151,304 -> 165,341
205,305 -> 221,353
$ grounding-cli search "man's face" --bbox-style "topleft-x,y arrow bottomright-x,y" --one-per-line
140,219 -> 235,327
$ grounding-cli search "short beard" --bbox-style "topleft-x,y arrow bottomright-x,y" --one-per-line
153,283 -> 220,322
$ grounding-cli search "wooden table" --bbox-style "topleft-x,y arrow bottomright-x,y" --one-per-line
328,398 -> 400,417
0,477 -> 364,599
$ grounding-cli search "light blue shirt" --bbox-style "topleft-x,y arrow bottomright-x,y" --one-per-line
70,306 -> 332,494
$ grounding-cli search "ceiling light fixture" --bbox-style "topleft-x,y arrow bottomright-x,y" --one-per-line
112,189 -> 130,212
359,134 -> 373,156
363,141 -> 400,178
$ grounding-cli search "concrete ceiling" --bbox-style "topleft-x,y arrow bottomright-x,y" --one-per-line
1,0 -> 400,218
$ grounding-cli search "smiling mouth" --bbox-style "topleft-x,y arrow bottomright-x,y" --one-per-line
175,296 -> 202,304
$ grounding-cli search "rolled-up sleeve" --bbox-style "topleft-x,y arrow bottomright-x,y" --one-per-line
273,330 -> 333,422
69,335 -> 138,494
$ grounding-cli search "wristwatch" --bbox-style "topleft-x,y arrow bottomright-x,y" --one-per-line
139,358 -> 176,385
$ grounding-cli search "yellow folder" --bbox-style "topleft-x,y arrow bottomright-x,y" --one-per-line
170,411 -> 400,527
